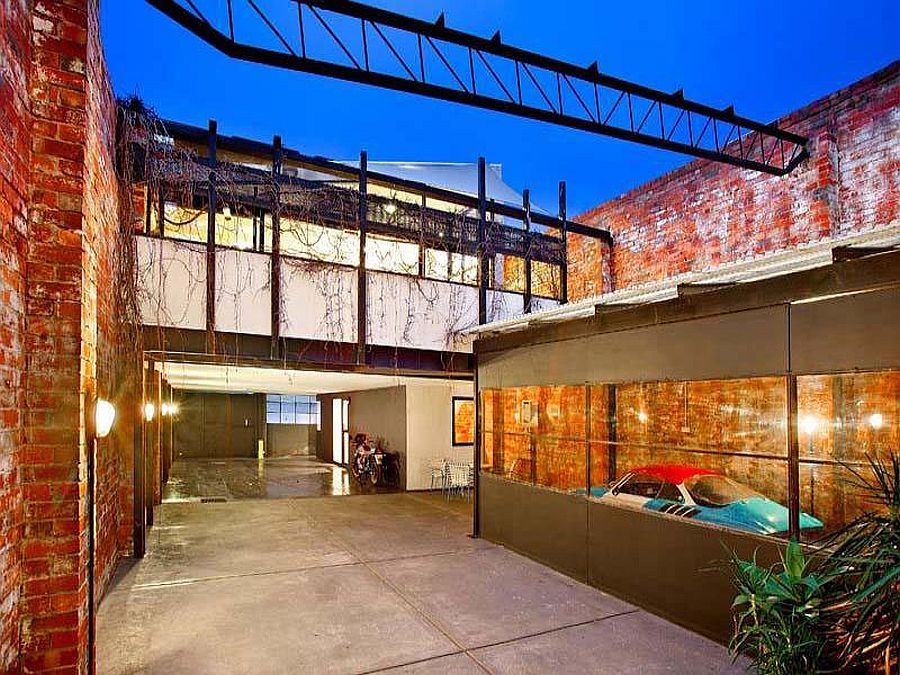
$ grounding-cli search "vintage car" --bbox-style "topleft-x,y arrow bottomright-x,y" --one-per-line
589,465 -> 823,536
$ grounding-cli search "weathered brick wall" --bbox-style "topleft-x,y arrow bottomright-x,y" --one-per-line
83,0 -> 128,602
23,1 -> 95,669
0,0 -> 31,669
570,62 -> 899,299
0,0 -> 129,671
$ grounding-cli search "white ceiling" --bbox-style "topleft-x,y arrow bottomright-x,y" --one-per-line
156,361 -> 469,395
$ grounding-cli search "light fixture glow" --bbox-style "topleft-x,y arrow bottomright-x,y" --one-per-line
144,403 -> 156,422
384,202 -> 398,216
799,415 -> 820,435
637,411 -> 649,424
868,413 -> 884,430
94,399 -> 116,439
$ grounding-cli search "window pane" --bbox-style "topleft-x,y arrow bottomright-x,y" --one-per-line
483,378 -> 794,536
425,249 -> 449,280
280,217 -> 359,265
366,235 -> 419,275
161,204 -> 208,243
798,370 -> 899,540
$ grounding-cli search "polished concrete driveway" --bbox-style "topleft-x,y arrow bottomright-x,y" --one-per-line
163,456 -> 399,502
97,493 -> 743,674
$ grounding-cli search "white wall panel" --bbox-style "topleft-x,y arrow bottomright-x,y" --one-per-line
215,249 -> 270,336
367,272 -> 478,352
136,236 -> 206,330
405,381 -> 475,491
281,260 -> 357,343
532,297 -> 561,312
487,290 -> 525,323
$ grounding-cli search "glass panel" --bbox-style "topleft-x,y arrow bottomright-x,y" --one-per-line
162,204 -> 208,243
215,208 -> 255,250
482,377 -> 794,536
450,253 -> 478,285
535,438 -> 586,492
266,395 -> 281,424
366,235 -> 419,275
280,217 -> 359,265
798,370 -> 898,540
424,249 -> 449,281
502,256 -> 526,293
532,260 -> 560,299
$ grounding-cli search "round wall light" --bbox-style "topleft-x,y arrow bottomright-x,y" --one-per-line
144,402 -> 156,422
94,399 -> 116,439
868,412 -> 884,430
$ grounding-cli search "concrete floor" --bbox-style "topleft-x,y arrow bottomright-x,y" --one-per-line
98,491 -> 744,674
163,456 -> 399,502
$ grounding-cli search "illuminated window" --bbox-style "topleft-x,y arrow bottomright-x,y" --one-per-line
366,235 -> 420,275
266,395 -> 320,426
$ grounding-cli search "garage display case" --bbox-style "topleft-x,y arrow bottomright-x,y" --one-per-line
473,252 -> 900,641
481,369 -> 897,539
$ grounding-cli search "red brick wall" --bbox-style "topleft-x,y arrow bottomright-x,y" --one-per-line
0,0 -> 130,671
83,0 -> 130,602
0,0 -> 31,669
570,62 -> 900,299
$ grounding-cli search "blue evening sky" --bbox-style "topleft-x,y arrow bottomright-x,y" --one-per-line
101,0 -> 898,215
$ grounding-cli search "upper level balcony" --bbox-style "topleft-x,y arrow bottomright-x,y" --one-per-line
133,119 -> 608,371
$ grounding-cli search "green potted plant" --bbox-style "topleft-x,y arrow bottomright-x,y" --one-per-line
730,539 -> 836,674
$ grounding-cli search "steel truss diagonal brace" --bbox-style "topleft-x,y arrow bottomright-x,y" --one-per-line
146,0 -> 808,175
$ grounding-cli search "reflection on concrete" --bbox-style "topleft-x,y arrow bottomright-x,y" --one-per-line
163,455 -> 397,502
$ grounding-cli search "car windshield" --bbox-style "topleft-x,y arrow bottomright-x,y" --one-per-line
685,475 -> 761,507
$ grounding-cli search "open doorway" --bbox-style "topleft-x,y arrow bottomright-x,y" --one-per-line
331,398 -> 349,466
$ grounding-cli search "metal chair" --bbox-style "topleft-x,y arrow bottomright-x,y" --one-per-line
428,458 -> 446,492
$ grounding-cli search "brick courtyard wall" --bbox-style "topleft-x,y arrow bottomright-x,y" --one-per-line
0,0 -> 130,671
569,61 -> 899,299
0,0 -> 31,669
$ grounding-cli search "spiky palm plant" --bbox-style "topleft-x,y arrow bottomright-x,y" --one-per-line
820,453 -> 899,674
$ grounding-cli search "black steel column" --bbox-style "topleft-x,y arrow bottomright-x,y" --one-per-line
206,120 -> 217,353
271,135 -> 283,359
607,384 -> 617,483
133,363 -> 146,558
787,374 -> 801,539
559,180 -> 568,304
477,157 -> 488,325
585,385 -> 592,492
418,195 -> 427,278
158,181 -> 165,238
472,353 -> 481,538
357,151 -> 368,365
523,188 -> 533,314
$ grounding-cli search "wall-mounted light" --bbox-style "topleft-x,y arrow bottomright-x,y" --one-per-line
144,403 -> 156,422
799,414 -> 820,435
868,412 -> 884,430
637,411 -> 649,424
94,399 -> 116,439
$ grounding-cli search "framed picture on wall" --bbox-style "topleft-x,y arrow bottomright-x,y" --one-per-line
452,397 -> 475,447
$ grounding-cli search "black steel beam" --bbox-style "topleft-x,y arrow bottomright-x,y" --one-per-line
145,0 -> 807,175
